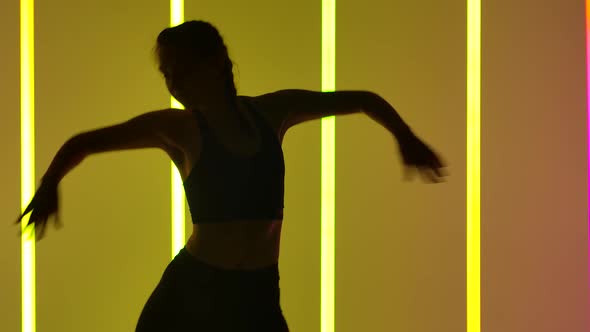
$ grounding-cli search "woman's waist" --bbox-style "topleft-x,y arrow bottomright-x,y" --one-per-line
174,247 -> 281,293
186,221 -> 281,270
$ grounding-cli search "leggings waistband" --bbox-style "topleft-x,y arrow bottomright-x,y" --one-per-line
174,246 -> 280,284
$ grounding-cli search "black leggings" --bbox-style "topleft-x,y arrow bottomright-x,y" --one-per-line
135,247 -> 289,332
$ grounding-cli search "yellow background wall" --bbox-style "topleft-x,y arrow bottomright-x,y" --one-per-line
1,0 -> 588,331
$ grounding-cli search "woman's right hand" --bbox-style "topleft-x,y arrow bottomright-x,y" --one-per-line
397,132 -> 448,183
15,177 -> 62,241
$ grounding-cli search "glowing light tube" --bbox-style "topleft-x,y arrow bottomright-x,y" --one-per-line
170,0 -> 185,259
20,0 -> 36,331
321,0 -> 336,331
467,0 -> 481,331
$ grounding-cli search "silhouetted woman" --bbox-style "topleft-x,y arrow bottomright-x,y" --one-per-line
15,20 -> 447,332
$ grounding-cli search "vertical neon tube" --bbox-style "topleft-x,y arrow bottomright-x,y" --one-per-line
321,1 -> 335,332
170,0 -> 185,259
20,0 -> 36,331
467,0 -> 481,331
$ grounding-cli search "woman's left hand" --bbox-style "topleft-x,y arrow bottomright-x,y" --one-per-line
15,176 -> 63,241
397,132 -> 448,183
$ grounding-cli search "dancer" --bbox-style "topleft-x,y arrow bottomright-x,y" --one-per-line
15,20 -> 448,331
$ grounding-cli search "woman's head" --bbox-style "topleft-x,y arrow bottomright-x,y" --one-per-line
154,20 -> 237,110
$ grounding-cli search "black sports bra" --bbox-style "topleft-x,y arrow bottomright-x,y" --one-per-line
182,97 -> 285,223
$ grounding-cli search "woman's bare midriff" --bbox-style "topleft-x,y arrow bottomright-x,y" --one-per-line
185,217 -> 283,270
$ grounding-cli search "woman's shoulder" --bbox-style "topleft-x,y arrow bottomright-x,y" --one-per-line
240,93 -> 286,138
156,108 -> 200,163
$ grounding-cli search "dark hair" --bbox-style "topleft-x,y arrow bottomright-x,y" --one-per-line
154,20 -> 238,108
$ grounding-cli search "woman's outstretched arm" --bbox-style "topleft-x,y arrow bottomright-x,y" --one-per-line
41,137 -> 86,185
260,89 -> 447,183
42,108 -> 180,185
15,109 -> 181,240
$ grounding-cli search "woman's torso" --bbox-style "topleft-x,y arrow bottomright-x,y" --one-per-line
169,95 -> 286,270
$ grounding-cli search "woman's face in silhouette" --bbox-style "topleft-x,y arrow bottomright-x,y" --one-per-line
158,49 -> 222,107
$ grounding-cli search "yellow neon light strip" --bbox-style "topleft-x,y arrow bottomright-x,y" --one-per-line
20,0 -> 36,331
467,0 -> 481,331
321,0 -> 335,331
170,0 -> 185,259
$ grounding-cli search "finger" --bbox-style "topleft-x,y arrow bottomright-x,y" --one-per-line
15,205 -> 33,224
419,168 -> 433,183
431,168 -> 446,182
33,219 -> 39,239
21,196 -> 37,215
421,168 -> 441,184
403,166 -> 415,181
39,218 -> 47,241
428,161 -> 440,177
41,215 -> 49,239
432,165 -> 443,178
55,209 -> 63,229
26,211 -> 36,227
435,156 -> 449,172
435,164 -> 450,178
429,156 -> 449,177
28,223 -> 36,240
